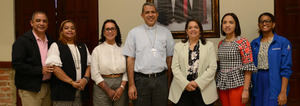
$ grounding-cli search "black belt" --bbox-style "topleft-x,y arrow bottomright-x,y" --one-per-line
258,69 -> 269,71
42,80 -> 50,83
135,70 -> 166,78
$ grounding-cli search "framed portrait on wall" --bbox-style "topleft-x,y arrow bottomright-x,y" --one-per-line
147,0 -> 219,39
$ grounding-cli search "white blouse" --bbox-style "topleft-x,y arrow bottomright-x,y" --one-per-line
91,42 -> 128,85
45,43 -> 91,81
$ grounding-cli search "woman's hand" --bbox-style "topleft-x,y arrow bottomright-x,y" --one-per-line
113,87 -> 124,101
278,91 -> 287,105
70,81 -> 81,89
77,78 -> 88,90
185,81 -> 198,91
241,89 -> 249,104
107,89 -> 116,100
98,81 -> 116,100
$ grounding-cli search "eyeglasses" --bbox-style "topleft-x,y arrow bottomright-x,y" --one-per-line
259,20 -> 272,24
105,27 -> 116,32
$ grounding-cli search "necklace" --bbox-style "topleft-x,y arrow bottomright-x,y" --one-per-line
70,44 -> 80,70
144,26 -> 157,56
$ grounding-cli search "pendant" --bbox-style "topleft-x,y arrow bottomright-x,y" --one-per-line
152,48 -> 157,56
151,48 -> 157,52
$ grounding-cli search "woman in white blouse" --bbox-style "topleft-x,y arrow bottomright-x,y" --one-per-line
46,20 -> 91,106
91,19 -> 128,106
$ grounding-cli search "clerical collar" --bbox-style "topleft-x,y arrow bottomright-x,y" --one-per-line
144,23 -> 157,30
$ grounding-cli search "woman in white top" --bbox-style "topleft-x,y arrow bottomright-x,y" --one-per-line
91,19 -> 128,106
46,20 -> 91,106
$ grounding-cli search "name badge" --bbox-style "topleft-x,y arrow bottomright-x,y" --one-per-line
272,48 -> 281,50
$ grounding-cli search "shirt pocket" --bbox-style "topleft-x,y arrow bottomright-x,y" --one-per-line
270,47 -> 281,59
156,40 -> 167,51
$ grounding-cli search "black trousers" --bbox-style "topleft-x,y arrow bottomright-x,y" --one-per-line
176,88 -> 213,106
133,72 -> 168,106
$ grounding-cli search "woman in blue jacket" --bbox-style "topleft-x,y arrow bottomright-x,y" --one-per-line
251,12 -> 293,106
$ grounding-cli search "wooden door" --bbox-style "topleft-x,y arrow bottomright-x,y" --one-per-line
15,0 -> 98,106
56,1 -> 98,105
275,0 -> 300,105
56,0 -> 99,52
15,0 -> 57,39
15,1 -> 56,106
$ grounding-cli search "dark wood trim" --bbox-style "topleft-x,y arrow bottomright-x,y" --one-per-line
0,62 -> 12,68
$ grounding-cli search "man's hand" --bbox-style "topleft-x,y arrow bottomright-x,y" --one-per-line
128,84 -> 138,100
42,66 -> 54,75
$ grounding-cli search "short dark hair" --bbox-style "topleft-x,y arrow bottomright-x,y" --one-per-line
99,19 -> 122,47
31,11 -> 47,21
258,12 -> 275,35
182,18 -> 206,45
220,13 -> 241,36
142,2 -> 157,13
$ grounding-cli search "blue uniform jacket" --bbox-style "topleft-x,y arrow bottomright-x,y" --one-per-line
250,33 -> 293,99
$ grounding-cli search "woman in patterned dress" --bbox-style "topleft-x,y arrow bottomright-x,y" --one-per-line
250,12 -> 292,106
216,13 -> 256,106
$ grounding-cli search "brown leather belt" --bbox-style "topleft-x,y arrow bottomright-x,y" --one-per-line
102,73 -> 123,78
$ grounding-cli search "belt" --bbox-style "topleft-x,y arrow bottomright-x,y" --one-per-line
102,73 -> 123,78
42,80 -> 50,83
258,69 -> 269,71
135,70 -> 166,78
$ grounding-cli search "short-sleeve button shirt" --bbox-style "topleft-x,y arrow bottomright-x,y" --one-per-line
122,24 -> 175,74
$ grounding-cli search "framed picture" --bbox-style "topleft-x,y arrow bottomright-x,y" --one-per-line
147,0 -> 219,39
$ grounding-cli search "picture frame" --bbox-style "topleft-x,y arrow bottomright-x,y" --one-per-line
147,0 -> 219,39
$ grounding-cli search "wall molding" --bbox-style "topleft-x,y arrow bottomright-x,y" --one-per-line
0,62 -> 12,68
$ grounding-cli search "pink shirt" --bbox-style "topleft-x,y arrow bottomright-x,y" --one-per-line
32,31 -> 50,80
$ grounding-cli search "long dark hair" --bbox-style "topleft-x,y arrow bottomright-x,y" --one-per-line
182,18 -> 206,45
221,13 -> 241,36
99,19 -> 122,47
258,12 -> 275,35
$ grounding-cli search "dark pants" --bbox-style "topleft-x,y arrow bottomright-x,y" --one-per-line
176,88 -> 213,106
133,72 -> 168,106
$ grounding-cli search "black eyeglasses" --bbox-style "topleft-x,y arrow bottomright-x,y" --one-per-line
259,20 -> 272,24
105,27 -> 116,32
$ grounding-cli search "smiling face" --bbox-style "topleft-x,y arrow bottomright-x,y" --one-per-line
62,22 -> 76,40
141,5 -> 158,27
30,13 -> 48,34
186,21 -> 201,40
259,15 -> 275,33
222,15 -> 236,36
104,22 -> 117,43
